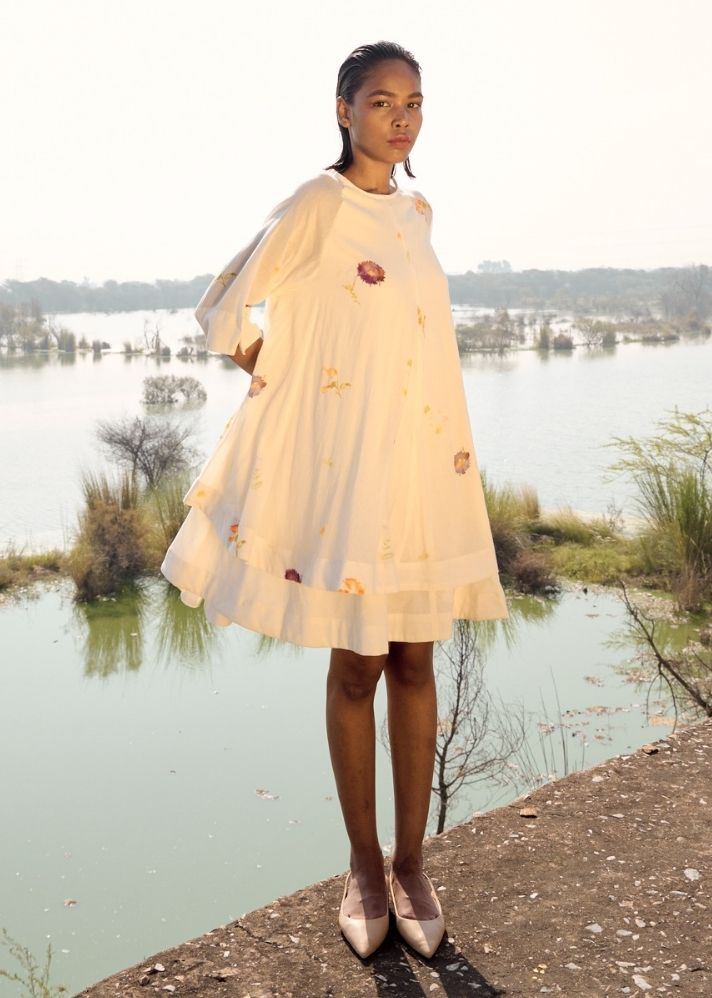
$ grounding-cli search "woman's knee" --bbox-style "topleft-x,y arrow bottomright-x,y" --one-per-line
328,648 -> 387,701
385,640 -> 434,686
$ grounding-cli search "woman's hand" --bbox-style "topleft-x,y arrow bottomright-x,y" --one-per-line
229,336 -> 263,375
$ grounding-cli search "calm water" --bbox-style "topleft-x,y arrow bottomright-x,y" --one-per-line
1,308 -> 710,552
0,310 -> 709,993
0,576 -> 693,995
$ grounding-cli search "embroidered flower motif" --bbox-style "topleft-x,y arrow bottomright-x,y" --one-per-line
378,535 -> 394,560
357,260 -> 386,285
196,488 -> 206,497
216,271 -> 237,288
454,449 -> 471,474
338,577 -> 366,594
343,260 -> 386,302
248,374 -> 267,397
321,367 -> 351,397
414,197 -> 430,216
227,520 -> 246,553
416,305 -> 427,335
285,568 -> 302,582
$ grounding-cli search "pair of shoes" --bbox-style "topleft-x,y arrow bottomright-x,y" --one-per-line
388,869 -> 446,959
338,870 -> 390,959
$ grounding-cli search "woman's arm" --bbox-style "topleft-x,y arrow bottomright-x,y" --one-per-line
229,335 -> 263,374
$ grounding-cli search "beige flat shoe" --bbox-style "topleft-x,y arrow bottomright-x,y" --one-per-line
388,869 -> 446,959
338,871 -> 390,959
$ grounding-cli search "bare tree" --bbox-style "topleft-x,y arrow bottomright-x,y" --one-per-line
95,415 -> 199,489
616,578 -> 712,725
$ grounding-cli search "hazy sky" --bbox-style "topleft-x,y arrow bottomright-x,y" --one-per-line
1,0 -> 710,284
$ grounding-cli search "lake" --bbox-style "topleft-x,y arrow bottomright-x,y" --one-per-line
1,307 -> 710,552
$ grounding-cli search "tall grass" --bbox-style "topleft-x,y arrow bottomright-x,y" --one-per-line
606,407 -> 712,611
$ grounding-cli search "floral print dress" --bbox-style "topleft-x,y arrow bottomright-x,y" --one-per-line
160,167 -> 509,654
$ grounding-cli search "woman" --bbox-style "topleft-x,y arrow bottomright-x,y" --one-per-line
161,40 -> 508,960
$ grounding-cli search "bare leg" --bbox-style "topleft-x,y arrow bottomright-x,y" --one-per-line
385,639 -> 441,920
326,646 -> 388,918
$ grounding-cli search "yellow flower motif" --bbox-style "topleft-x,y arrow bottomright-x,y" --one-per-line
250,467 -> 264,489
338,577 -> 366,595
417,550 -> 430,560
379,535 -> 394,560
196,488 -> 206,497
319,525 -> 328,536
417,305 -> 428,336
216,271 -> 237,288
414,197 -> 430,216
321,367 -> 352,397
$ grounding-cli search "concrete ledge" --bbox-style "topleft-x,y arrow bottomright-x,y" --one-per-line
77,718 -> 712,997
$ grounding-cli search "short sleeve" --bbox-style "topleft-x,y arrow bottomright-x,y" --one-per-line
195,174 -> 342,355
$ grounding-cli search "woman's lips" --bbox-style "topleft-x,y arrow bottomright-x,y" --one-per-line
388,136 -> 412,145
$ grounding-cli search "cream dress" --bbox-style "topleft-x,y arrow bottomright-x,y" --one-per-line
160,167 -> 509,654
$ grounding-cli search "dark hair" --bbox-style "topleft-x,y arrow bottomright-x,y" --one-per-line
324,41 -> 421,179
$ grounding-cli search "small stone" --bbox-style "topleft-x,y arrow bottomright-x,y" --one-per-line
683,868 -> 700,881
565,962 -> 581,970
154,964 -> 165,973
585,923 -> 603,933
519,806 -> 538,818
632,974 -> 651,990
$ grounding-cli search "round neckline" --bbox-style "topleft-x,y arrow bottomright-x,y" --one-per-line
325,168 -> 400,200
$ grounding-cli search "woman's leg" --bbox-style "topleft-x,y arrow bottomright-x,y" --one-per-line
384,639 -> 441,920
326,646 -> 389,918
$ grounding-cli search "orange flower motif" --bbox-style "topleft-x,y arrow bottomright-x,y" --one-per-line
357,260 -> 386,284
454,450 -> 471,475
414,197 -> 430,216
285,568 -> 302,582
248,374 -> 267,397
227,521 -> 240,543
338,577 -> 366,594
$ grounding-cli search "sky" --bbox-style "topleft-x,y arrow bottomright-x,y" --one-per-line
1,0 -> 710,284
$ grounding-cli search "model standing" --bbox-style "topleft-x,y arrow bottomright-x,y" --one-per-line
161,40 -> 508,959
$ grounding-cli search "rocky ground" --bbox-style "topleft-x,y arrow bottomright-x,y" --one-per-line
76,717 -> 711,997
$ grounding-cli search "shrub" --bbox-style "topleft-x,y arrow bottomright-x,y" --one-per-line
66,469 -> 152,600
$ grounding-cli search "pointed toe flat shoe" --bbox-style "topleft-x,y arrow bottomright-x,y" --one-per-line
338,871 -> 390,959
388,869 -> 446,959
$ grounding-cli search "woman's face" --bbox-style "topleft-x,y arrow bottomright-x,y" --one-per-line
337,58 -> 423,167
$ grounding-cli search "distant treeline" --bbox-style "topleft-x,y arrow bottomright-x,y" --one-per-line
0,264 -> 709,320
449,265 -> 710,318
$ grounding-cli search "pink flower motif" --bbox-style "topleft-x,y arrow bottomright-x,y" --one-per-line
248,374 -> 267,397
454,450 -> 471,475
285,568 -> 302,583
356,260 -> 386,285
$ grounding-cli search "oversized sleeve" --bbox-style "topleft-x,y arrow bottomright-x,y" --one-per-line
195,176 -> 341,355
412,189 -> 434,238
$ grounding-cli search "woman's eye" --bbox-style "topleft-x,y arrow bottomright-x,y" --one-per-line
371,101 -> 423,109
